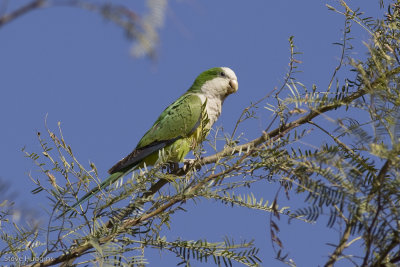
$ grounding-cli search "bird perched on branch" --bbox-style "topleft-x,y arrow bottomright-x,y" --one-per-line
64,67 -> 238,215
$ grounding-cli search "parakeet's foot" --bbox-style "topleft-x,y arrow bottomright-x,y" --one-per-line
183,158 -> 202,172
165,162 -> 179,174
183,159 -> 195,172
184,158 -> 195,165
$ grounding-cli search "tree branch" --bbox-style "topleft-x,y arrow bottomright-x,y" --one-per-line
362,159 -> 391,266
324,219 -> 353,267
199,66 -> 400,167
0,0 -> 46,28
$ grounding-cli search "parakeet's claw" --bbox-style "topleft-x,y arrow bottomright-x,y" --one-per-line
183,158 -> 202,172
184,158 -> 195,165
166,162 -> 179,174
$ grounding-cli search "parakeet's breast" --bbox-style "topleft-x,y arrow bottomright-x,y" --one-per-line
196,93 -> 222,129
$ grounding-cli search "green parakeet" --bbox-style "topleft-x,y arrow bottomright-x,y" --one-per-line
67,67 -> 238,212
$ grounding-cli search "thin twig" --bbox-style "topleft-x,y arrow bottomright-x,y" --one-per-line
324,219 -> 353,267
0,0 -> 46,28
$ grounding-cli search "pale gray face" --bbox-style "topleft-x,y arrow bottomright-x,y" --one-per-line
200,67 -> 238,99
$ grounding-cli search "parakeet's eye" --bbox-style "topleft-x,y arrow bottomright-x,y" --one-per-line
220,72 -> 226,77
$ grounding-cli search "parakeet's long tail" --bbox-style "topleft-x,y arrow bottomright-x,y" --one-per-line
58,171 -> 124,218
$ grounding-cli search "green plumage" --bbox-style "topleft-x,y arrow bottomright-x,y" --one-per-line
137,94 -> 203,150
61,67 -> 237,216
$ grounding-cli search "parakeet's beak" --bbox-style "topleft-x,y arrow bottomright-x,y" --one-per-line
228,79 -> 238,94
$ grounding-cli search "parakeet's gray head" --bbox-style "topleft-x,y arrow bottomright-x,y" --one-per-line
189,67 -> 238,100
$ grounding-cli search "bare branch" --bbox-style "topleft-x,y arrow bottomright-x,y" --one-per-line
324,219 -> 353,267
0,0 -> 46,28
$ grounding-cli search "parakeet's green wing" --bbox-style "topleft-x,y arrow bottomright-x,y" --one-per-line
108,93 -> 203,174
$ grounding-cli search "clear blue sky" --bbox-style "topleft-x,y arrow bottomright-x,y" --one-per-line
0,0 -> 384,266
